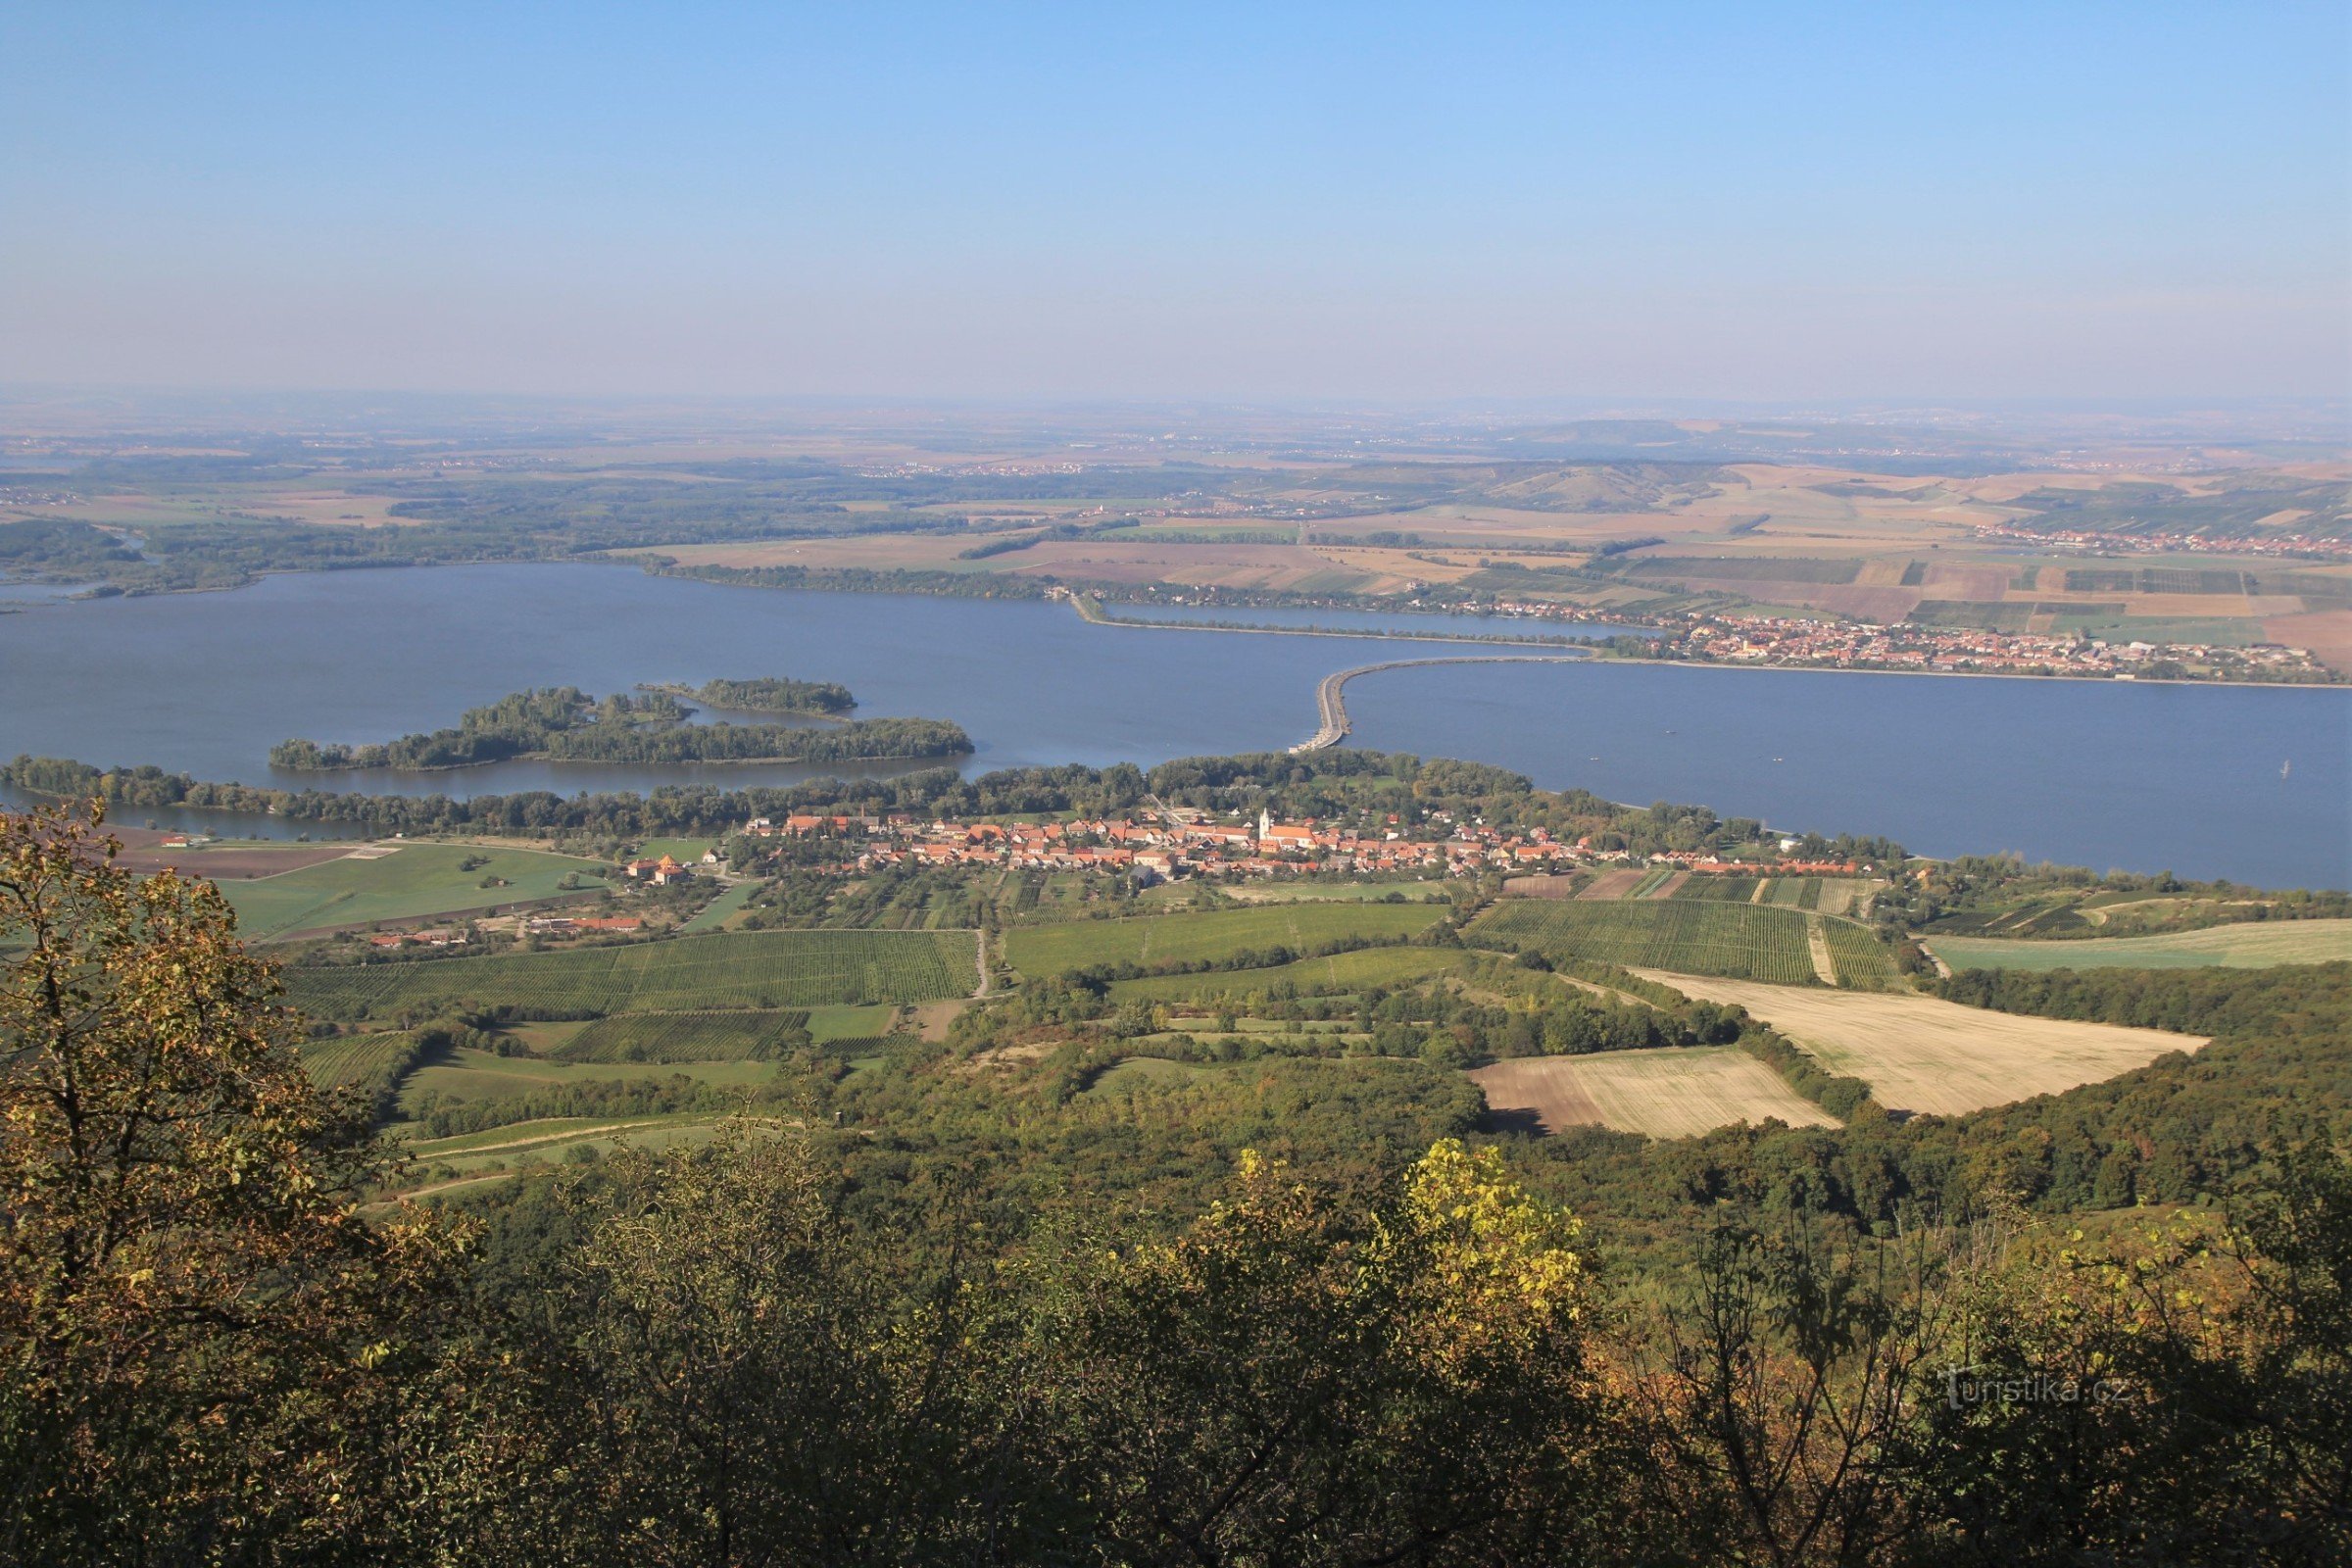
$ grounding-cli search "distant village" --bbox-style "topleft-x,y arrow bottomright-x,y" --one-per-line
1668,612 -> 2337,680
741,807 -> 1867,884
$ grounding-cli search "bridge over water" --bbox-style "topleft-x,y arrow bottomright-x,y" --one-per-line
1289,654 -> 1589,753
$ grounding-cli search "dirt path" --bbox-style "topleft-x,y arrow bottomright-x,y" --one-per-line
1806,915 -> 1838,985
973,928 -> 992,997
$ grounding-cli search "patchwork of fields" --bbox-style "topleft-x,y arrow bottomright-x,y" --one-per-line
1467,900 -> 1899,988
288,927 -> 977,1020
1931,919 -> 2352,972
1636,973 -> 2204,1115
1471,1049 -> 1838,1138
220,843 -> 608,940
1003,902 -> 1444,978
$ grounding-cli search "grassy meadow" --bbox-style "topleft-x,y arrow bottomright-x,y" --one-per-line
220,842 -> 607,941
1932,919 -> 2352,972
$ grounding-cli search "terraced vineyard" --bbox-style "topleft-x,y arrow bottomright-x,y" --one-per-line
1467,900 -> 1847,985
287,928 -> 975,1022
1004,903 -> 1444,978
554,1009 -> 811,1062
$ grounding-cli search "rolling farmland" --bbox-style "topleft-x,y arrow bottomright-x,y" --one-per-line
1931,919 -> 2352,972
1471,1048 -> 1838,1138
1106,946 -> 1475,1004
299,1031 -> 424,1098
287,928 -> 976,1021
1003,903 -> 1444,978
1467,900 -> 1883,986
219,843 -> 608,940
554,1009 -> 809,1062
1635,973 -> 2204,1115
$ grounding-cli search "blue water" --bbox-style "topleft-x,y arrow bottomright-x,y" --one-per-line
0,563 -> 2343,887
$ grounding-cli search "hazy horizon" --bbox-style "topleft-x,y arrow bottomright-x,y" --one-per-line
4,3 -> 2347,404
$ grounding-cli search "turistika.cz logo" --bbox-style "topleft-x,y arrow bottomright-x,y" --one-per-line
1942,1366 -> 2132,1408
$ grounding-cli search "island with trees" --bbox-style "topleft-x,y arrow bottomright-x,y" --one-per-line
639,674 -> 858,716
268,684 -> 968,771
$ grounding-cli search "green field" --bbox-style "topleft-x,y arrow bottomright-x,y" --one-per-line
1674,876 -> 1763,903
1761,876 -> 1822,909
804,1003 -> 899,1042
220,843 -> 607,940
679,878 -> 760,932
389,1113 -> 727,1196
1932,919 -> 2352,972
554,1009 -> 808,1062
288,927 -> 977,1021
1821,919 -> 1901,990
1003,903 -> 1444,978
1466,900 -> 1863,986
1107,946 -> 1475,1004
300,1031 -> 423,1097
395,1048 -> 776,1113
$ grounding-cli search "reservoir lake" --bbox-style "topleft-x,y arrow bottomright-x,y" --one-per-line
0,563 -> 2344,888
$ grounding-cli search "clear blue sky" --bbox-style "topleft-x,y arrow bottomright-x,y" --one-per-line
3,2 -> 2344,402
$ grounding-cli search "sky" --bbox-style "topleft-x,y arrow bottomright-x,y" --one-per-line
2,2 -> 2346,404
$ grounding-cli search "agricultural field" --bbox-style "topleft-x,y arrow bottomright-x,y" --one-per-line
804,1004 -> 901,1042
1466,900 -> 1881,987
386,1113 -> 727,1200
394,1047 -> 777,1114
299,1031 -> 423,1098
287,927 -> 978,1021
1931,919 -> 2352,972
1003,903 -> 1444,978
554,1009 -> 808,1062
1633,973 -> 2203,1115
1189,879 -> 1451,906
218,843 -> 609,941
1107,946 -> 1476,1004
679,878 -> 760,932
1470,1048 -> 1838,1138
1820,920 -> 1902,989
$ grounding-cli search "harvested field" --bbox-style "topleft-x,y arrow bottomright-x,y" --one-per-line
1931,920 -> 2352,972
1630,973 -> 2202,1115
1577,868 -> 1646,901
114,835 -> 360,878
1501,873 -> 1583,899
2263,609 -> 2352,671
1472,1049 -> 1838,1138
